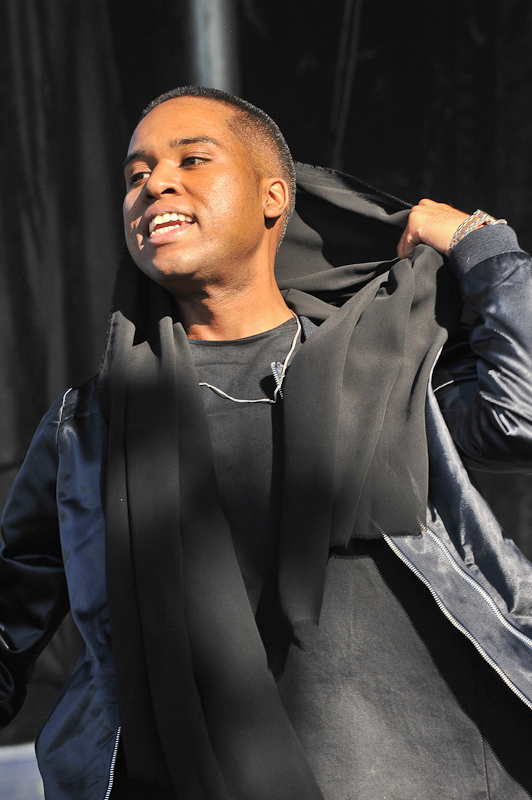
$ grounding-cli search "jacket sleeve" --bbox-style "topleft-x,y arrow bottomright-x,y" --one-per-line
433,224 -> 532,472
0,393 -> 70,728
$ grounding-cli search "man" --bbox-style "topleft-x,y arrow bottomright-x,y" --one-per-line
2,86 -> 532,800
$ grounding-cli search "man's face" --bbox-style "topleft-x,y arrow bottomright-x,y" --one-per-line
123,97 -> 269,294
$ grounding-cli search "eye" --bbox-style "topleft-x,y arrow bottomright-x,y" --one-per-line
181,155 -> 208,167
127,170 -> 150,187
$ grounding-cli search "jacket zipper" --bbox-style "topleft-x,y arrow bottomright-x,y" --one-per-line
384,531 -> 532,711
103,727 -> 121,800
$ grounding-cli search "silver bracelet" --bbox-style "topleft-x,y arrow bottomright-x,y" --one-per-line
450,209 -> 507,250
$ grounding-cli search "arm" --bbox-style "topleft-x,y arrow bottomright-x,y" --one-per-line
400,201 -> 532,471
0,394 -> 70,727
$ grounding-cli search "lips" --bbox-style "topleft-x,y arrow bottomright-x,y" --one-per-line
147,211 -> 194,237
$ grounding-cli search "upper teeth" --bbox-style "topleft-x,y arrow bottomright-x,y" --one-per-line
149,212 -> 193,234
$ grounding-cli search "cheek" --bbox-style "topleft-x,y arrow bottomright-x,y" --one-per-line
122,197 -> 134,230
205,176 -> 261,231
123,197 -> 143,242
204,175 -> 237,215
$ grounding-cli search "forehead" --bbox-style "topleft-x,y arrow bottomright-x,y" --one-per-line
128,97 -> 240,154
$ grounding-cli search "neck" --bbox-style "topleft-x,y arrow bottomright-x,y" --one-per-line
175,274 -> 293,341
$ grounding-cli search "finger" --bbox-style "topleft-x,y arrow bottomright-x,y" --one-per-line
397,227 -> 418,260
418,198 -> 466,216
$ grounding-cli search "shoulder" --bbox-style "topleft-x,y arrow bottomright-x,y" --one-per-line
55,377 -> 106,462
58,376 -> 101,425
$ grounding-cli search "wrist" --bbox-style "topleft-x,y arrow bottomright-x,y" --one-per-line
449,210 -> 507,250
449,224 -> 522,276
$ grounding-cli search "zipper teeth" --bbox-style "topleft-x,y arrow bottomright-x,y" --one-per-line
383,534 -> 532,712
423,527 -> 532,650
103,727 -> 121,800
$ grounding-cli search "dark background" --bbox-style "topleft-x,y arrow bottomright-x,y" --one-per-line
1,0 -> 532,744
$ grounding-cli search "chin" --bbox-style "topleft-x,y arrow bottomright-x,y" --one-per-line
145,261 -> 207,295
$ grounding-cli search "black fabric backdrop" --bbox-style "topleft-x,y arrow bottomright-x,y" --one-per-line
1,0 -> 532,745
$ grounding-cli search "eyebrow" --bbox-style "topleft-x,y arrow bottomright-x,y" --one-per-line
122,136 -> 224,171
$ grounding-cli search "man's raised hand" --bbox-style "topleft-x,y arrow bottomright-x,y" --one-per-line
397,198 -> 469,259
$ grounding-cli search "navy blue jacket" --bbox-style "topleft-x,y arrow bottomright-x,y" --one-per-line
2,225 -> 532,800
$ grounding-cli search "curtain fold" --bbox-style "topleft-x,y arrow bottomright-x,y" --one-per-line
0,0 -> 126,508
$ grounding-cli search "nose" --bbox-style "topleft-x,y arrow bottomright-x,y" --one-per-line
144,162 -> 184,200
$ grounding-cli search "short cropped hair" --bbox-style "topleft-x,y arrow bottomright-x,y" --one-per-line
141,87 -> 296,231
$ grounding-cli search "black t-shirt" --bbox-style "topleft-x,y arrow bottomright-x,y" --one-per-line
188,316 -> 300,613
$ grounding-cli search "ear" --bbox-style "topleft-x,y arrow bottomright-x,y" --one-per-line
263,178 -> 290,220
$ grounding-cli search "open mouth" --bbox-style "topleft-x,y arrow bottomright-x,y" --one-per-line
148,212 -> 194,237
